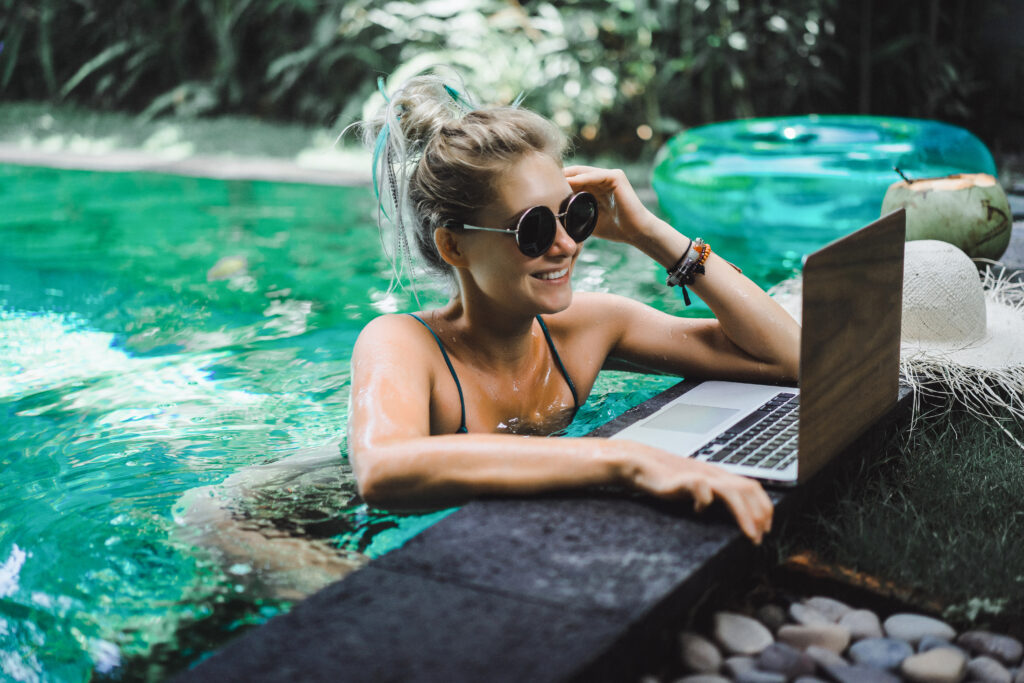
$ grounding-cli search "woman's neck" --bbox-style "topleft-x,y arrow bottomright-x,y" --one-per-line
434,295 -> 540,369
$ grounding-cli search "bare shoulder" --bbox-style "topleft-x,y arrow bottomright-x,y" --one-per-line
352,313 -> 438,367
545,291 -> 661,335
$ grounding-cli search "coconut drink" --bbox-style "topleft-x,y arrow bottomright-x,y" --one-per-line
880,172 -> 1012,260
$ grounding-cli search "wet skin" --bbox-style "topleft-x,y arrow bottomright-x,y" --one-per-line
347,153 -> 800,544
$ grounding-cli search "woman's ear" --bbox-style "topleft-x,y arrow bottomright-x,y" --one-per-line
435,227 -> 469,267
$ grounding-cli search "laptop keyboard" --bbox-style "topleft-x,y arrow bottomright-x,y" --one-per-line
692,392 -> 799,471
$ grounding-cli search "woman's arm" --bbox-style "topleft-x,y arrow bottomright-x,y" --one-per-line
564,166 -> 800,382
348,315 -> 773,543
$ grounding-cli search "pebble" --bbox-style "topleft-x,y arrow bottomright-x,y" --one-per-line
793,678 -> 830,683
1014,667 -> 1024,683
734,670 -> 787,683
824,662 -> 902,683
674,675 -> 730,683
900,647 -> 968,683
848,637 -> 914,670
755,604 -> 787,633
777,623 -> 851,654
884,613 -> 957,644
724,656 -> 757,678
789,603 -> 832,626
957,631 -> 1024,667
756,642 -> 816,679
713,612 -> 774,656
680,631 -> 722,674
805,644 -> 847,669
839,609 -> 883,640
918,635 -> 966,656
804,596 -> 853,622
966,655 -> 1012,683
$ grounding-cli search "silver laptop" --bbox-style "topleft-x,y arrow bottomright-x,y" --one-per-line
610,210 -> 906,485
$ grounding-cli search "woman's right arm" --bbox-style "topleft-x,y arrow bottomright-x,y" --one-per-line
347,316 -> 773,544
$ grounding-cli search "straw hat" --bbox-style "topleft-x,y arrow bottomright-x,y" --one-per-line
769,239 -> 1024,423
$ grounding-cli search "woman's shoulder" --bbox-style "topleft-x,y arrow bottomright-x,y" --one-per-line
354,313 -> 440,358
546,291 -> 649,328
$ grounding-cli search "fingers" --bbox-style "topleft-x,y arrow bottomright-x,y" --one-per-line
714,478 -> 773,544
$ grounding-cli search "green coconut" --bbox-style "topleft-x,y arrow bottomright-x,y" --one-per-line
880,173 -> 1012,260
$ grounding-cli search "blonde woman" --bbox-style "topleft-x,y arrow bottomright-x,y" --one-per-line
349,74 -> 800,544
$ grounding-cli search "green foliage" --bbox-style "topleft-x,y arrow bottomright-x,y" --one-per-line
0,0 -> 1018,155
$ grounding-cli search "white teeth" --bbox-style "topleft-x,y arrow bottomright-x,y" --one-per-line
535,268 -> 569,280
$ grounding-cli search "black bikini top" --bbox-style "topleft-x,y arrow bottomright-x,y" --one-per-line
407,313 -> 580,434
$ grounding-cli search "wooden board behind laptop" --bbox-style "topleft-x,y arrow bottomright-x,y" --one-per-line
797,210 -> 906,483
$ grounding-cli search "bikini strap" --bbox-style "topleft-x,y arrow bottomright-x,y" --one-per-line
535,315 -> 580,414
407,314 -> 468,434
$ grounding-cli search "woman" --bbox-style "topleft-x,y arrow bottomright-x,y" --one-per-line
349,74 -> 800,544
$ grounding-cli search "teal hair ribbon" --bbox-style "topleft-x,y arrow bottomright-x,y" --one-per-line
371,126 -> 390,219
372,76 -> 393,219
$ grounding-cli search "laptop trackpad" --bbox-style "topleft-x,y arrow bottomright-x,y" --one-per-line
644,404 -> 739,433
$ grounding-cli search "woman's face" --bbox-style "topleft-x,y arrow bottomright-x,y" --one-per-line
459,152 -> 581,315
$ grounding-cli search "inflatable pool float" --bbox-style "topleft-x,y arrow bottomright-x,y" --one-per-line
652,115 -> 997,283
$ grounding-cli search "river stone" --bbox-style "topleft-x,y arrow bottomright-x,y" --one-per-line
790,603 -> 832,626
824,663 -> 902,683
848,637 -> 914,670
884,613 -> 957,644
777,623 -> 851,654
793,678 -> 829,683
674,675 -> 731,683
805,644 -> 847,669
757,642 -> 816,678
734,669 -> 787,683
839,609 -> 883,640
900,647 -> 968,683
957,631 -> 1024,666
756,604 -> 787,633
724,655 -> 757,677
680,631 -> 723,673
804,596 -> 853,622
713,612 -> 774,655
918,635 -> 966,656
1014,666 -> 1024,683
966,655 -> 1012,683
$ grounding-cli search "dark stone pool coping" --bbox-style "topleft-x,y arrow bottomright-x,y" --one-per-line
179,380 -> 915,683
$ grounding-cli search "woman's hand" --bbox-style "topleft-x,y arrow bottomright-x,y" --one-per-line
563,165 -> 661,246
624,442 -> 774,544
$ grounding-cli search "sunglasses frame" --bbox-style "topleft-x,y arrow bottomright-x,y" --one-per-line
461,192 -> 598,257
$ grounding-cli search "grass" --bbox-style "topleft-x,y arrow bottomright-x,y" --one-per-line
775,402 -> 1024,630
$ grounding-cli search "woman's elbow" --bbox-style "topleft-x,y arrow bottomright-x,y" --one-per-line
350,451 -> 389,507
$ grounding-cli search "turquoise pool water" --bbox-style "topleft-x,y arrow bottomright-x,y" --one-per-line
0,163 -> 729,680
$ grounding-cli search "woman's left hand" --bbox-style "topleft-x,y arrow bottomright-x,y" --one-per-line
563,165 -> 660,245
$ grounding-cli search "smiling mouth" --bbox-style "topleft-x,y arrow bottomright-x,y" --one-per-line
533,267 -> 570,281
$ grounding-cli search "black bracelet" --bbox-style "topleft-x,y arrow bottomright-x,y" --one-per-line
666,238 -> 705,305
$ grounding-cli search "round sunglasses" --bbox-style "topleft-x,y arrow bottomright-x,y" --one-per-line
461,192 -> 598,257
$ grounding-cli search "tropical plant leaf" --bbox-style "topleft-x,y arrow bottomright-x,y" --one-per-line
59,41 -> 132,99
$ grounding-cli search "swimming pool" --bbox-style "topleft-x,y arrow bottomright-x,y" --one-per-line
0,163 -> 730,680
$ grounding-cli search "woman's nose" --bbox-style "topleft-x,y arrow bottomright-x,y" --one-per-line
547,218 -> 578,256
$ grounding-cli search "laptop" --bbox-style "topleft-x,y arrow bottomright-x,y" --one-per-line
609,210 -> 906,485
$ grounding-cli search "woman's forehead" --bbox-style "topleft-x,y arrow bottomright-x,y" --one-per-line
491,153 -> 571,217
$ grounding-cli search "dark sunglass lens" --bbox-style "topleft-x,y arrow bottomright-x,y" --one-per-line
565,194 -> 598,242
517,208 -> 556,257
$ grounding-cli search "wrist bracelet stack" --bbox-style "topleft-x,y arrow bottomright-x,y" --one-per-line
666,238 -> 712,306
